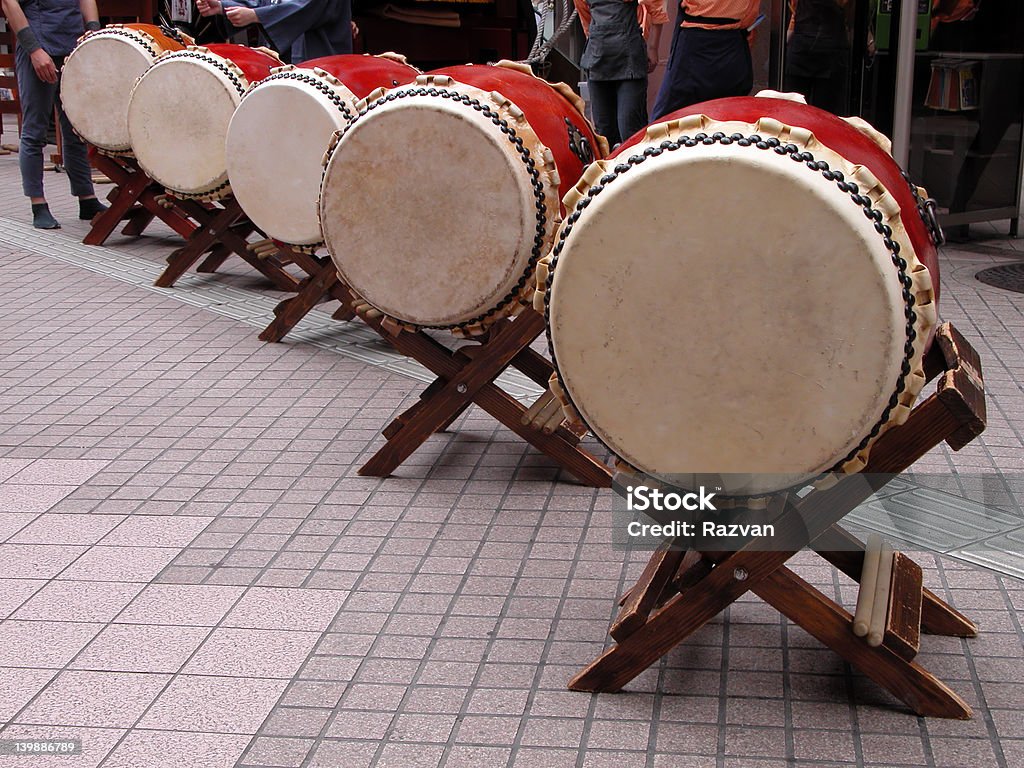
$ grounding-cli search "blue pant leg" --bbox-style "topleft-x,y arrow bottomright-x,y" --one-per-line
15,45 -> 59,199
651,29 -> 752,122
588,79 -> 622,147
56,58 -> 95,198
651,7 -> 686,122
651,28 -> 698,122
616,78 -> 648,143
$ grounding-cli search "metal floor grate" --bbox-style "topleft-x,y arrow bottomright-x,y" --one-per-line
976,262 -> 1024,294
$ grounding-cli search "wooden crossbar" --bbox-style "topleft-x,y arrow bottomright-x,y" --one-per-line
84,151 -> 197,246
153,196 -> 300,292
257,243 -> 355,342
344,295 -> 611,488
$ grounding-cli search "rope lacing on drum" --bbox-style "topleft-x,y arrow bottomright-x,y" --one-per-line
157,50 -> 249,99
325,86 -> 550,333
241,71 -> 354,122
544,132 -> 921,497
148,49 -> 249,200
87,27 -> 159,58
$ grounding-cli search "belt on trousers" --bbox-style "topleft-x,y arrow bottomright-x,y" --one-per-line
681,11 -> 740,25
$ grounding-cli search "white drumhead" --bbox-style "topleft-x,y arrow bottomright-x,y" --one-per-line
127,53 -> 244,195
320,93 -> 543,328
61,32 -> 156,152
227,75 -> 355,245
548,141 -> 907,495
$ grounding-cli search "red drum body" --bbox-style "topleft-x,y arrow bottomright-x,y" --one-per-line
203,43 -> 280,85
300,53 -> 419,100
425,64 -> 606,208
619,96 -> 941,310
61,24 -> 193,154
319,61 -> 607,335
226,53 -> 419,246
538,93 -> 940,496
127,44 -> 280,198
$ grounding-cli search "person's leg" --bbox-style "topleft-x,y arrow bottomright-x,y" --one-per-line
14,45 -> 61,227
588,80 -> 622,147
617,78 -> 648,142
54,59 -> 106,219
784,71 -> 816,101
651,6 -> 686,121
820,50 -> 850,116
651,25 -> 696,122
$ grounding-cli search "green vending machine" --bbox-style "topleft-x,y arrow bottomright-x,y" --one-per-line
876,0 -> 933,50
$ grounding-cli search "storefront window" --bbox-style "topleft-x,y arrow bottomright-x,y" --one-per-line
907,1 -> 1023,228
778,0 -> 1023,232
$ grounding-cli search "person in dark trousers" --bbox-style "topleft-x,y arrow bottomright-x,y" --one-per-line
575,0 -> 667,147
651,0 -> 761,122
2,0 -> 107,229
196,0 -> 352,63
784,0 -> 851,115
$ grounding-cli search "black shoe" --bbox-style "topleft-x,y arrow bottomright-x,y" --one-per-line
31,203 -> 60,229
79,197 -> 108,220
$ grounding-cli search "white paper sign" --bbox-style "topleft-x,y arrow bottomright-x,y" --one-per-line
170,0 -> 192,23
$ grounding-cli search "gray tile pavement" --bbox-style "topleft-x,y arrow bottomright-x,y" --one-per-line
1,139 -> 1023,767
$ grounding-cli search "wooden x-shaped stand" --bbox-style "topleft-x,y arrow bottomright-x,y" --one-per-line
153,196 -> 300,292
346,291 -> 612,487
84,153 -> 301,294
571,323 -> 986,719
253,241 -> 355,343
84,151 -> 197,246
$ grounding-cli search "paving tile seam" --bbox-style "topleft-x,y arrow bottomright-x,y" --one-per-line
0,216 -> 543,401
236,426 -> 549,766
932,560 -> 1011,768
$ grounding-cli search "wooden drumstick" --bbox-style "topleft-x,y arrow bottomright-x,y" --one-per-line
522,391 -> 554,426
867,541 -> 895,647
535,397 -> 565,434
852,533 -> 883,637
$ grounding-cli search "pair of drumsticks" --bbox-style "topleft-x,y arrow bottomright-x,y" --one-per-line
853,533 -> 895,647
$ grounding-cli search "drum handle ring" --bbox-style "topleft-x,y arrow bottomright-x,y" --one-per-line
901,170 -> 946,249
923,198 -> 946,248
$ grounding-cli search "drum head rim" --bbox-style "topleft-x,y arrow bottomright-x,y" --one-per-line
62,32 -> 157,152
128,52 -> 246,196
544,119 -> 937,497
320,83 -> 560,332
227,77 -> 356,245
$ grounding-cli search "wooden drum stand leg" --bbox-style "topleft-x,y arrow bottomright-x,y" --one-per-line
571,323 -> 986,719
84,152 -> 197,246
256,242 -> 355,343
348,296 -> 612,488
153,197 -> 301,292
